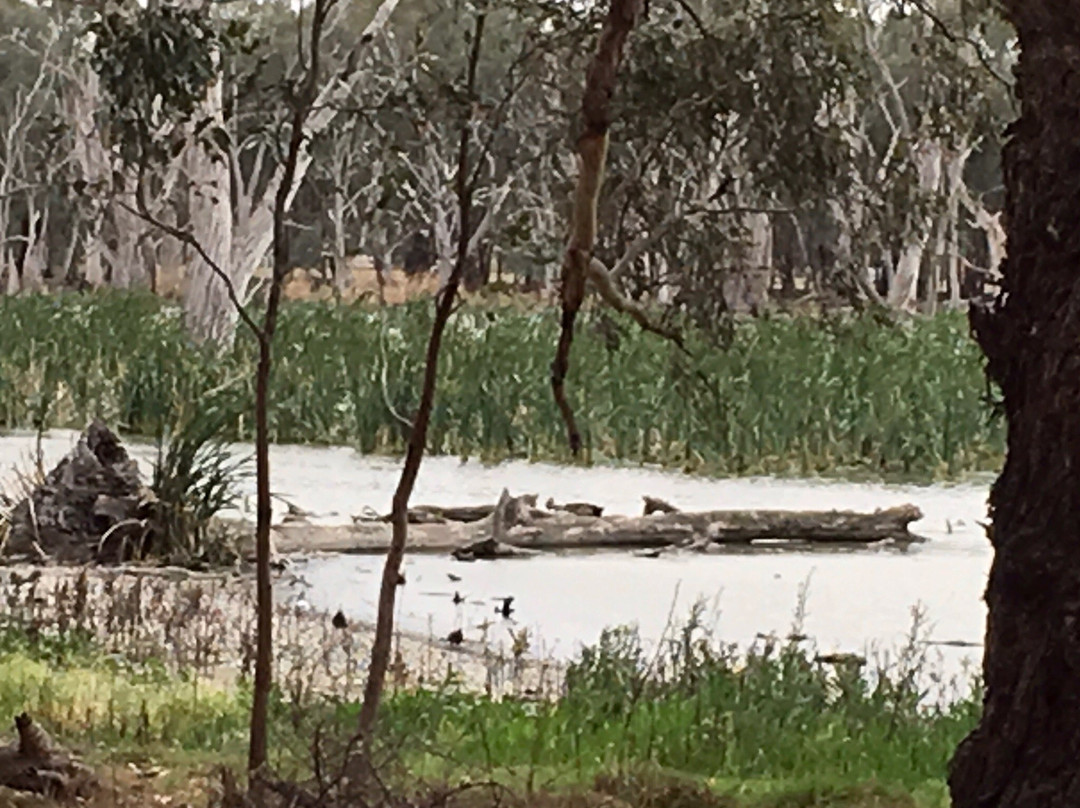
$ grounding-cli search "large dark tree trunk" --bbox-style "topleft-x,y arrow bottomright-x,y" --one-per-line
949,8 -> 1080,808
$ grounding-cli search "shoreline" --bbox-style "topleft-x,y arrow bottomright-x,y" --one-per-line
0,563 -> 565,701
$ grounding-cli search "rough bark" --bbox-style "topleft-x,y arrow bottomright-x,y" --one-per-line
551,0 -> 645,455
948,8 -> 1080,808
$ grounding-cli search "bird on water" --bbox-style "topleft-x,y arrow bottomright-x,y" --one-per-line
496,596 -> 515,618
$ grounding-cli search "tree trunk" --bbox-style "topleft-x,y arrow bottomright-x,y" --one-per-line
66,65 -> 109,289
887,139 -> 943,312
19,204 -> 47,292
552,0 -> 645,454
107,202 -> 148,289
356,10 -> 486,741
943,145 -> 969,308
948,8 -> 1080,807
248,334 -> 273,774
182,68 -> 238,344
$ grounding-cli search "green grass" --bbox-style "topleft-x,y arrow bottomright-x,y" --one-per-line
0,291 -> 1001,479
0,613 -> 977,807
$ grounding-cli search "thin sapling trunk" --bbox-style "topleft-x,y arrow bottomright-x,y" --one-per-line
356,10 -> 486,739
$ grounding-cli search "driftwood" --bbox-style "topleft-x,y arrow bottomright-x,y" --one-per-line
379,495 -> 539,525
269,495 -> 926,556
0,714 -> 96,798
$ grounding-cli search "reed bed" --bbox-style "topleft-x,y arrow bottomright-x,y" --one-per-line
0,291 -> 1000,478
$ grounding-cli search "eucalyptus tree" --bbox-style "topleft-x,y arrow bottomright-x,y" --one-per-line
947,2 -> 1080,806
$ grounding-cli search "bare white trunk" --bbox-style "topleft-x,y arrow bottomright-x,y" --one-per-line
66,64 -> 110,288
724,212 -> 773,313
181,67 -> 237,344
983,212 -> 1006,276
943,145 -> 970,308
928,213 -> 946,315
108,201 -> 148,289
886,140 -> 943,312
226,0 -> 403,323
20,205 -> 47,291
331,188 -> 346,266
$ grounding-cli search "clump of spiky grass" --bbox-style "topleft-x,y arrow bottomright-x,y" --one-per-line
149,384 -> 249,565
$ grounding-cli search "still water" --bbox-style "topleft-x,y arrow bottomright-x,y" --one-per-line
0,430 -> 992,678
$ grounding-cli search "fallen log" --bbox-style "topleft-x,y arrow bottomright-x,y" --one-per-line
383,494 -> 539,525
265,501 -> 925,555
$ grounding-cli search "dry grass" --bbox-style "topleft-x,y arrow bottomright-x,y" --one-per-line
0,565 -> 563,706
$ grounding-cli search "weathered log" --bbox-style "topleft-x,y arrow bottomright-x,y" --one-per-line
267,503 -> 925,555
384,494 -> 539,525
0,714 -> 96,799
701,506 -> 924,544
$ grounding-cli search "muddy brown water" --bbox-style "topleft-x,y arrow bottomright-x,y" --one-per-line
0,430 -> 992,685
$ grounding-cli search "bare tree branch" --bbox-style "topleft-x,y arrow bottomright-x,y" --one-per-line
552,0 -> 646,456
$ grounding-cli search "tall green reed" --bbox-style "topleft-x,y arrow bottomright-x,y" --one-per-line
0,291 -> 1001,479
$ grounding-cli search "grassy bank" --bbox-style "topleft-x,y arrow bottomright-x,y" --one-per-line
0,602 -> 978,808
0,291 -> 1000,479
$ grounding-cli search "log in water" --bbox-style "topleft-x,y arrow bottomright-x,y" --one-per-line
267,493 -> 925,557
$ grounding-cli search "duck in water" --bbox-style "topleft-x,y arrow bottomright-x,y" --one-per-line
496,596 -> 515,619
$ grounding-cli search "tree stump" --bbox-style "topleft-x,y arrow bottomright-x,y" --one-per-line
0,714 -> 96,798
5,421 -> 153,564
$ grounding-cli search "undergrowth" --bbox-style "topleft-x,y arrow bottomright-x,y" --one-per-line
0,291 -> 1000,480
0,571 -> 979,807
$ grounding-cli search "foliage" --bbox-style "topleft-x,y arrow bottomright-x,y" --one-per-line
0,0 -> 1017,322
0,592 -> 979,805
89,3 -> 255,167
150,387 -> 249,565
372,626 -> 978,797
0,292 -> 1001,479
